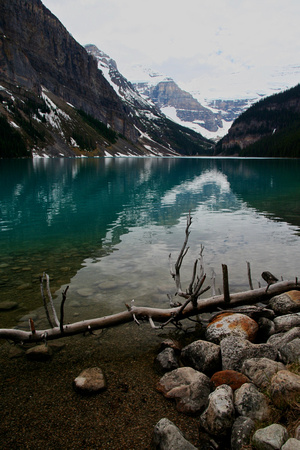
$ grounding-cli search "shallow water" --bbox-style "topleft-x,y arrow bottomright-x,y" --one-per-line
0,157 -> 299,330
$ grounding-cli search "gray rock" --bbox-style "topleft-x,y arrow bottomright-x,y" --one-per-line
152,418 -> 197,450
257,317 -> 276,339
295,424 -> 300,440
74,367 -> 106,394
241,358 -> 286,390
278,338 -> 300,365
274,313 -> 300,333
269,290 -> 300,315
206,313 -> 258,344
156,367 -> 210,414
220,336 -> 277,371
155,348 -> 179,373
231,416 -> 256,450
252,423 -> 289,450
0,301 -> 18,311
199,384 -> 235,436
270,370 -> 300,408
282,438 -> 300,450
181,340 -> 221,375
267,327 -> 300,350
25,344 -> 52,361
234,382 -> 271,421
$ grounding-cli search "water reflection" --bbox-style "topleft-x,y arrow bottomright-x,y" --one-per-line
0,157 -> 299,326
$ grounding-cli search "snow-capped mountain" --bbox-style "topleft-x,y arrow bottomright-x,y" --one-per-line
120,63 -> 300,142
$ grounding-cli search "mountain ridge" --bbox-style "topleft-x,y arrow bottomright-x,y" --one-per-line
0,0 -> 213,158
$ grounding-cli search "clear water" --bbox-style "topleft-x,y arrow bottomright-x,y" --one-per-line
0,157 -> 299,329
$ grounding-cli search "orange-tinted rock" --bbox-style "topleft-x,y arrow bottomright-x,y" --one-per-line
211,370 -> 250,391
206,313 -> 259,343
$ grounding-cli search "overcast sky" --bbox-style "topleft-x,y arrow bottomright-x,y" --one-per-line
42,0 -> 300,98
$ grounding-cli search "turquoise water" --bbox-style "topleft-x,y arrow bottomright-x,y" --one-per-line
0,157 -> 300,329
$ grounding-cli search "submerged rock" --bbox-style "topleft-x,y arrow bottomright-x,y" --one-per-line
0,301 -> 18,311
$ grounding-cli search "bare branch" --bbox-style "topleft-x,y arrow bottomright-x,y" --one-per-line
44,273 -> 60,327
0,279 -> 299,344
40,275 -> 53,328
60,286 -> 69,333
222,264 -> 230,303
247,261 -> 254,290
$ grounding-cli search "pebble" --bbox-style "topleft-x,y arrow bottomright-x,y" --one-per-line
73,367 -> 106,394
0,301 -> 18,311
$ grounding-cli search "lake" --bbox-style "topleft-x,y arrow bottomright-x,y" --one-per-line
0,157 -> 300,330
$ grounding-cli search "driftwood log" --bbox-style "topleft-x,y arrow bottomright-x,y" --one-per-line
0,213 -> 299,344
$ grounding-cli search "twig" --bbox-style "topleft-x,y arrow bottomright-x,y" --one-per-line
60,286 -> 69,333
247,261 -> 253,290
222,264 -> 230,303
40,275 -> 54,328
211,269 -> 216,296
44,273 -> 60,327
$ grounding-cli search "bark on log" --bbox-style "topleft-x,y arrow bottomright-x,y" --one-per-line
0,279 -> 298,344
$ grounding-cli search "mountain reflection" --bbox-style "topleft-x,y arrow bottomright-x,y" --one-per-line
1,157 -> 300,258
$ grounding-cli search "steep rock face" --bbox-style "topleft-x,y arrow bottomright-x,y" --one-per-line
0,0 -> 136,141
0,0 -> 214,157
151,80 -> 222,132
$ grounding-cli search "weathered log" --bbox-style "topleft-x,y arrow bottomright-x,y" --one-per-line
0,279 -> 298,344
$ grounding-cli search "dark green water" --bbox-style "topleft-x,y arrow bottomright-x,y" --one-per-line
0,157 -> 299,329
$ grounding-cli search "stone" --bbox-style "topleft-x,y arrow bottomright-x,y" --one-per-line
270,370 -> 300,408
231,416 -> 256,450
77,288 -> 94,297
0,301 -> 18,311
252,424 -> 289,450
210,370 -> 249,391
274,313 -> 300,333
159,339 -> 182,354
25,344 -> 52,361
199,384 -> 235,436
152,418 -> 197,450
269,290 -> 300,315
74,367 -> 106,394
155,348 -> 179,373
267,327 -> 300,350
220,336 -> 277,371
282,438 -> 300,450
234,382 -> 271,421
181,340 -> 221,375
257,317 -> 276,340
278,338 -> 300,365
206,313 -> 259,344
241,358 -> 286,390
156,367 -> 210,414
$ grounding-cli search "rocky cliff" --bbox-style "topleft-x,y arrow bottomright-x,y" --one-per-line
0,0 -> 213,157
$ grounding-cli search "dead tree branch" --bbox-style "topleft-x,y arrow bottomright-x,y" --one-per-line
0,279 -> 299,344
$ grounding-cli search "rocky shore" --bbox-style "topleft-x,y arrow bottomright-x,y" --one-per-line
0,290 -> 299,449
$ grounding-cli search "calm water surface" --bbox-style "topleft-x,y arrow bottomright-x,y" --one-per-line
0,157 -> 299,329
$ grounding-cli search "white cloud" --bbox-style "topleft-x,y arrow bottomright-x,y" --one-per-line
43,0 -> 300,97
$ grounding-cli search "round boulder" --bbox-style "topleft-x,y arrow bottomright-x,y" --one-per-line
206,313 -> 258,344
